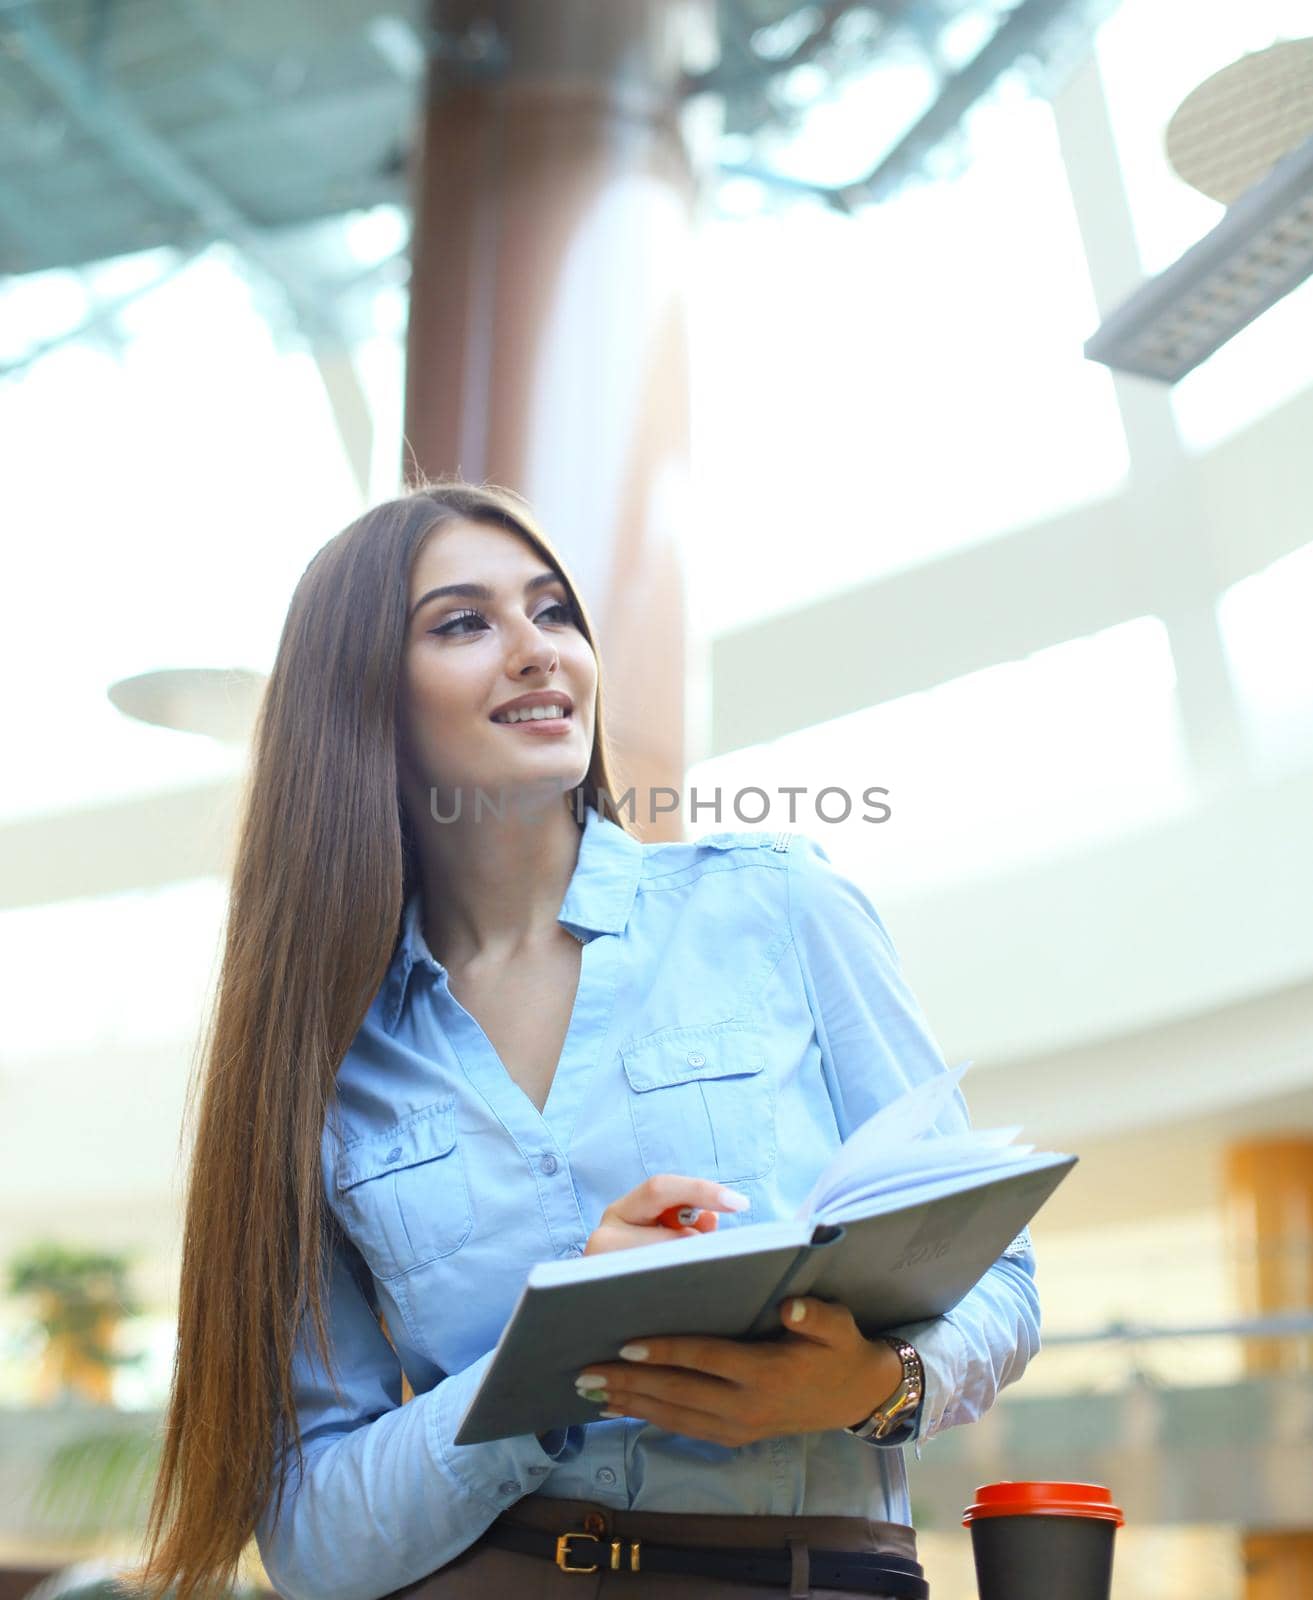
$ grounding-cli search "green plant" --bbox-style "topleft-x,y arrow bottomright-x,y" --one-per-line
7,1242 -> 145,1382
7,1243 -> 157,1551
31,1422 -> 163,1541
25,1424 -> 276,1594
6,1247 -> 272,1592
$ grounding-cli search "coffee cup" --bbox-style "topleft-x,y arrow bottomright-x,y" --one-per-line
962,1481 -> 1123,1600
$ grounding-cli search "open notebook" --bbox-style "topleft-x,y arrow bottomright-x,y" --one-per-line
454,1063 -> 1075,1445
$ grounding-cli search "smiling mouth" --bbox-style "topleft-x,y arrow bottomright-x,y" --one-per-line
490,708 -> 573,725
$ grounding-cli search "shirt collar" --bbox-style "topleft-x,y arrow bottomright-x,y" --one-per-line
380,801 -> 643,1035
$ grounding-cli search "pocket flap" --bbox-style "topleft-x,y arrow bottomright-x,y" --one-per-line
335,1099 -> 457,1192
620,1024 -> 766,1093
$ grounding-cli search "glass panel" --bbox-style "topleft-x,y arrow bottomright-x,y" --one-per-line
0,878 -> 227,1057
687,617 -> 1190,893
688,90 -> 1128,637
0,247 -> 364,823
1217,539 -> 1313,779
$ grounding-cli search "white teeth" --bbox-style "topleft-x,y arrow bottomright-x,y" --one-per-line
495,703 -> 570,723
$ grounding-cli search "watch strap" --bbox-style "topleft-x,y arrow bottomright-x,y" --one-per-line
845,1336 -> 924,1440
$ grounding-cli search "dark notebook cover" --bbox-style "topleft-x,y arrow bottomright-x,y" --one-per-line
454,1154 -> 1076,1444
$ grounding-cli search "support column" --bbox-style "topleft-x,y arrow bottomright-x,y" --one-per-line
1224,1138 -> 1313,1600
403,0 -> 713,841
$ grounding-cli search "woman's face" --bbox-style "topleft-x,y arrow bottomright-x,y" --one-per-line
398,518 -> 598,810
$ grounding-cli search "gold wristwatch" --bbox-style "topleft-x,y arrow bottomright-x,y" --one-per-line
845,1336 -> 924,1440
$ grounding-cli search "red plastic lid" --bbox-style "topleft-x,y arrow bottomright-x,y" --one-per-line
962,1482 -> 1124,1527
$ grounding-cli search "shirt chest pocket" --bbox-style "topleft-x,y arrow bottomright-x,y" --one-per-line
620,1023 -> 776,1185
333,1097 -> 473,1281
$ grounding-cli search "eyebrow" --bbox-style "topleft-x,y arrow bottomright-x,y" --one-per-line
409,571 -> 564,624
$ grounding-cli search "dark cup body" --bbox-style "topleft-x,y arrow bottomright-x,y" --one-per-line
969,1511 -> 1116,1600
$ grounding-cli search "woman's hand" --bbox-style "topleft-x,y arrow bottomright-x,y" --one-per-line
584,1174 -> 751,1255
573,1297 -> 904,1445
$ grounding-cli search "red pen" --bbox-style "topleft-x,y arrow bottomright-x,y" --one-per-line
656,1205 -> 703,1229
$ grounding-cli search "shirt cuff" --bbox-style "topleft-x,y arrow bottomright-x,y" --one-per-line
883,1314 -> 968,1446
431,1348 -> 586,1509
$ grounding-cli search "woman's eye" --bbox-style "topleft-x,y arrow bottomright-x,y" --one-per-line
431,600 -> 574,637
432,608 -> 485,635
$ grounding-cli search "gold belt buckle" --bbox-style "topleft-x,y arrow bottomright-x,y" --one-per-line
555,1530 -> 600,1573
612,1537 -> 642,1571
553,1528 -> 642,1573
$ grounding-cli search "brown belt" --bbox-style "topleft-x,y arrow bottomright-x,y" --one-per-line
483,1496 -> 927,1597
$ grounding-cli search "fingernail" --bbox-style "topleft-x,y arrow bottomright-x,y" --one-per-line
618,1343 -> 649,1362
575,1372 -> 608,1391
718,1188 -> 751,1211
788,1299 -> 807,1324
599,1409 -> 624,1418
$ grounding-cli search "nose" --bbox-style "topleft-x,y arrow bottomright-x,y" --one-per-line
507,613 -> 558,678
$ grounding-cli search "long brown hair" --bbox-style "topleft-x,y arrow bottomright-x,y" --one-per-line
122,476 -> 635,1599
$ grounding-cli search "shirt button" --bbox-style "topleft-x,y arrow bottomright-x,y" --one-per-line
686,1051 -> 706,1067
498,1480 -> 519,1496
596,1466 -> 617,1486
385,1146 -> 402,1163
561,1243 -> 584,1258
528,1465 -> 549,1476
540,1153 -> 559,1176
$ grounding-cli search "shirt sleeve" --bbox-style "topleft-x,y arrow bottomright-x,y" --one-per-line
254,1219 -> 584,1600
784,834 -> 1042,1452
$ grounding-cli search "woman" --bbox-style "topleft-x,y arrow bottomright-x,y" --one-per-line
125,478 -> 1040,1600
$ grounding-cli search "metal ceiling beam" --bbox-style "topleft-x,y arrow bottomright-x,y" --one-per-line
700,0 -> 1097,214
2,5 -> 348,344
837,0 -> 1079,206
0,246 -> 203,379
685,0 -> 857,96
0,172 -> 72,272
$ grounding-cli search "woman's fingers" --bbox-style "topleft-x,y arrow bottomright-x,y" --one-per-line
614,1174 -> 751,1227
581,1367 -> 741,1433
586,1175 -> 751,1254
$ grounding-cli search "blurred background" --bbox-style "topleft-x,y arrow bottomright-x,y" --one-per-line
1,1 -> 1311,1596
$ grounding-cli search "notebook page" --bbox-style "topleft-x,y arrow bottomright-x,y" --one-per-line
795,1059 -> 972,1220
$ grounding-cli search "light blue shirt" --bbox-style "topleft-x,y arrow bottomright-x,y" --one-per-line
255,801 -> 1041,1600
